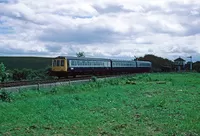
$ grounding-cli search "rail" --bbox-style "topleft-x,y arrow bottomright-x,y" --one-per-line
0,76 -> 92,88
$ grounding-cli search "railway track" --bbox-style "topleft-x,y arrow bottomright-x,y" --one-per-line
0,76 -> 92,88
0,74 -> 121,88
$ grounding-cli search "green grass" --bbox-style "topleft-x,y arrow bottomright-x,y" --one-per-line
1,73 -> 200,135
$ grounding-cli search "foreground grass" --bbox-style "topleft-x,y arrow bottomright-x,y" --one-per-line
0,73 -> 200,135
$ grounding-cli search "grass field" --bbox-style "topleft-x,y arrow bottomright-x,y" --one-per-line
0,73 -> 200,136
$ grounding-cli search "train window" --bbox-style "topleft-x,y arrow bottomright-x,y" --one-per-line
101,62 -> 103,66
70,60 -> 73,66
140,63 -> 150,67
77,61 -> 80,66
57,60 -> 60,66
71,60 -> 75,66
61,60 -> 64,66
75,61 -> 78,66
84,61 -> 87,66
80,61 -> 83,66
53,60 -> 56,66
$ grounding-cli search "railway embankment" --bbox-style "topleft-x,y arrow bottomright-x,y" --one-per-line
0,75 -> 125,92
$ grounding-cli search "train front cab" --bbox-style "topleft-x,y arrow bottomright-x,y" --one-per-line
51,57 -> 68,77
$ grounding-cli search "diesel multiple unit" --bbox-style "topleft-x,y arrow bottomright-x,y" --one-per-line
51,56 -> 152,78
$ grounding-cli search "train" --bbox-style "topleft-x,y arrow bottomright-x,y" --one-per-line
51,56 -> 152,78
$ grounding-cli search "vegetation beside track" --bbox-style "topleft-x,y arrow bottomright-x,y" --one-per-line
0,73 -> 200,135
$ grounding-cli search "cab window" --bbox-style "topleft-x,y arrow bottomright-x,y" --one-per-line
61,60 -> 64,66
57,60 -> 60,66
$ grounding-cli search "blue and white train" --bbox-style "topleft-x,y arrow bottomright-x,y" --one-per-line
51,56 -> 152,78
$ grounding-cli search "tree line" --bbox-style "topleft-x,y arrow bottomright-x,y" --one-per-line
138,54 -> 200,72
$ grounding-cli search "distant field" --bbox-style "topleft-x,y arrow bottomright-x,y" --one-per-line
0,57 -> 52,70
0,73 -> 200,135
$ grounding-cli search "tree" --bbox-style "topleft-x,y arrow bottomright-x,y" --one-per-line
193,61 -> 200,72
137,54 -> 173,72
76,52 -> 85,57
0,62 -> 7,82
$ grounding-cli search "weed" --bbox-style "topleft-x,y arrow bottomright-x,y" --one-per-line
0,90 -> 12,102
49,87 -> 58,94
91,76 -> 98,82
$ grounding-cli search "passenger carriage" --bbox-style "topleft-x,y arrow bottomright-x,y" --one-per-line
111,60 -> 151,74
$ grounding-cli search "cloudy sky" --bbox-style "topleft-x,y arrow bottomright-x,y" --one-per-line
0,0 -> 200,61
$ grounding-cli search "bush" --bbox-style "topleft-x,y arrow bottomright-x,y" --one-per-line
193,62 -> 200,72
0,62 -> 7,82
91,76 -> 98,82
0,90 -> 12,102
11,67 -> 53,81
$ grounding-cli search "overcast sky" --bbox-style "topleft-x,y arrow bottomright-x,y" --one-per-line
0,0 -> 200,61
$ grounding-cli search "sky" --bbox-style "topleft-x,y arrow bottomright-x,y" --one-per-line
0,0 -> 200,61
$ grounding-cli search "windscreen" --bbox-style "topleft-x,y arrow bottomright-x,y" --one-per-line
52,59 -> 64,67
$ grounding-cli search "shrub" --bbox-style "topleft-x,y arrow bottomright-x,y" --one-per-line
0,90 -> 12,102
91,76 -> 98,82
0,62 -> 7,82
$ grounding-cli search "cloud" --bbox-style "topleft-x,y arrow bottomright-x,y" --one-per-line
93,4 -> 131,14
45,44 -> 62,53
0,0 -> 17,3
39,26 -> 118,44
0,0 -> 200,61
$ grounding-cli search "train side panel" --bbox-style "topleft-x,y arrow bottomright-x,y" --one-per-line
66,58 -> 111,76
136,61 -> 152,73
111,60 -> 137,74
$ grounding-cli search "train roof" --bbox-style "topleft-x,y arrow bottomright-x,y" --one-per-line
55,56 -> 110,61
54,56 -> 151,63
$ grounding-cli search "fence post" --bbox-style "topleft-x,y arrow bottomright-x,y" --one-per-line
37,83 -> 40,91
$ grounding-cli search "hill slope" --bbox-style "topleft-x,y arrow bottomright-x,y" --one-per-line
0,57 -> 52,70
